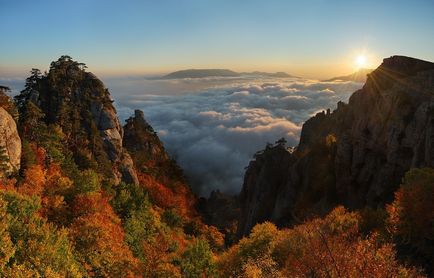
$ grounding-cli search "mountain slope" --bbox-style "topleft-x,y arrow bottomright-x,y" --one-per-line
14,56 -> 138,184
3,56 -> 220,276
123,109 -> 197,216
238,55 -> 434,236
14,56 -> 198,217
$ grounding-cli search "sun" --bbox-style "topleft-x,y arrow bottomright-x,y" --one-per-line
355,55 -> 367,69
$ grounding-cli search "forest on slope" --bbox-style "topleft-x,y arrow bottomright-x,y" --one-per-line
0,56 -> 431,277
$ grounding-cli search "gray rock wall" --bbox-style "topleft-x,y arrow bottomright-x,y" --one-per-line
0,107 -> 21,175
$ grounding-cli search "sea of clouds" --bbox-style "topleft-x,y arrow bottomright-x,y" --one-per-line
105,76 -> 363,196
0,75 -> 363,196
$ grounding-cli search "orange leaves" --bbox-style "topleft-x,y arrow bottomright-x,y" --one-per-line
18,165 -> 46,196
386,168 -> 434,270
201,224 -> 225,252
72,192 -> 117,220
387,173 -> 434,244
70,192 -> 139,277
218,207 -> 424,277
17,144 -> 49,197
17,163 -> 73,224
138,233 -> 182,277
138,173 -> 196,218
44,164 -> 73,196
274,207 -> 419,277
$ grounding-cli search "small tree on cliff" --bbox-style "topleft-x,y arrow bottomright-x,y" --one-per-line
276,137 -> 287,147
0,146 -> 10,175
14,68 -> 42,112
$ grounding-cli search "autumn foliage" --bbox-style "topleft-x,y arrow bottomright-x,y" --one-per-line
138,172 -> 196,218
1,57 -> 431,277
218,207 -> 424,277
387,168 -> 434,273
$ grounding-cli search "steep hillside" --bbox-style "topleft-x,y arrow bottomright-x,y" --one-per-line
0,56 -> 226,277
14,56 -> 137,184
123,109 -> 197,216
238,55 -> 434,236
0,55 -> 430,277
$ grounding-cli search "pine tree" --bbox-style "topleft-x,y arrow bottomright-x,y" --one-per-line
14,68 -> 42,113
0,146 -> 10,175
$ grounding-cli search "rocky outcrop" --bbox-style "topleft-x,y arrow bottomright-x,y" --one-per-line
123,109 -> 198,217
0,107 -> 21,175
118,152 -> 139,185
19,56 -> 138,185
90,99 -> 123,161
88,91 -> 137,184
198,190 -> 240,236
15,56 -> 198,219
238,56 -> 434,236
123,109 -> 171,172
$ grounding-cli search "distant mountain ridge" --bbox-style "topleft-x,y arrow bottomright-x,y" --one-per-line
160,68 -> 295,79
323,68 -> 373,82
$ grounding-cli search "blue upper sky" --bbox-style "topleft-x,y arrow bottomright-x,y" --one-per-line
1,0 -> 434,78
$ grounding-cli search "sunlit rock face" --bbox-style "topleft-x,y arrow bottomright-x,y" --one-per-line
21,57 -> 137,185
238,56 -> 434,236
0,107 -> 21,175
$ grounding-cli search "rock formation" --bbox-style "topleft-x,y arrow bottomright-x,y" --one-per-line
0,107 -> 21,175
198,190 -> 240,238
123,109 -> 170,170
122,109 -> 190,187
238,56 -> 434,236
27,58 -> 138,184
123,109 -> 198,217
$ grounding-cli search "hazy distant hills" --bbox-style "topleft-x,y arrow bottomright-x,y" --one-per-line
323,68 -> 373,82
160,68 -> 373,81
160,69 -> 296,79
239,71 -> 296,78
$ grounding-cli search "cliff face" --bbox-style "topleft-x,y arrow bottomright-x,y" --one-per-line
14,56 -> 198,218
123,109 -> 198,216
20,58 -> 137,184
123,109 -> 170,170
198,190 -> 240,239
238,56 -> 434,236
0,107 -> 21,175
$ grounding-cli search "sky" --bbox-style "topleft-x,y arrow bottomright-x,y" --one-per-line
1,0 -> 434,79
1,1 -> 434,195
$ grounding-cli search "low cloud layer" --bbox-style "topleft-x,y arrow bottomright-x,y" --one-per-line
0,75 -> 362,196
108,77 -> 362,196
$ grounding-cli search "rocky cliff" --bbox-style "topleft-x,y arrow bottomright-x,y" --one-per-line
13,56 -> 199,219
14,56 -> 192,191
23,57 -> 137,184
0,107 -> 21,175
238,56 -> 434,236
123,110 -> 170,170
123,109 -> 197,216
197,190 -> 240,242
